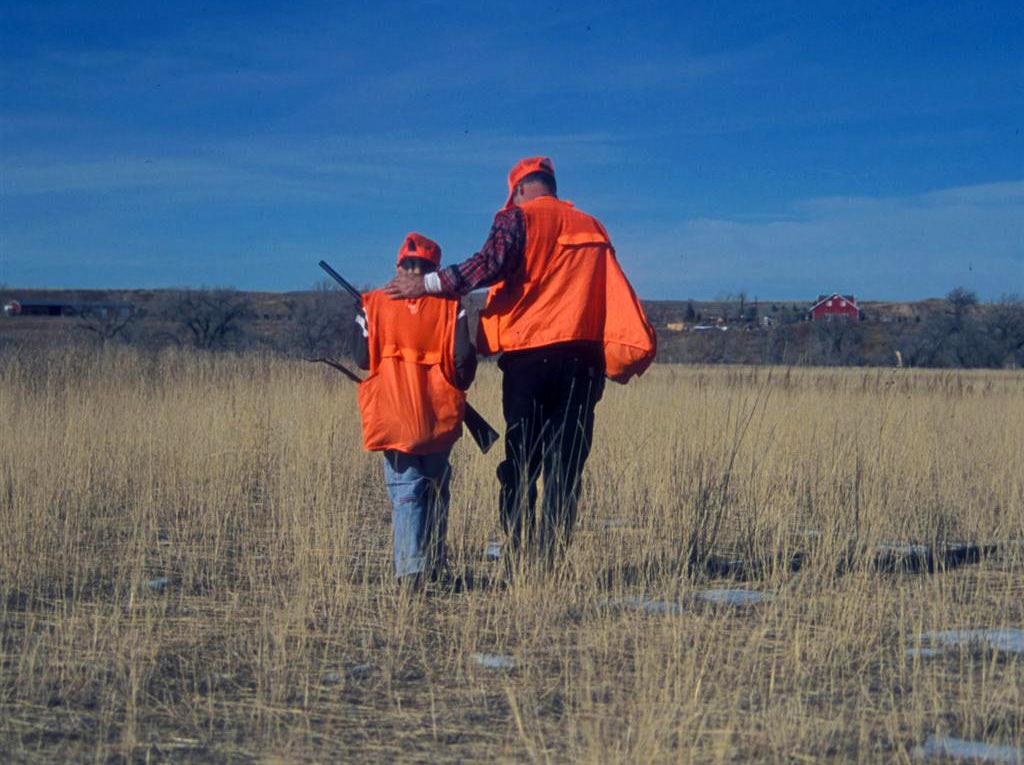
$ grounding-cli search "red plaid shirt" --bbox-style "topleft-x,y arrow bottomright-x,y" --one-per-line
437,207 -> 526,295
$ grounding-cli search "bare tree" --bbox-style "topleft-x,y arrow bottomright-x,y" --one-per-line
744,295 -> 759,323
946,286 -> 978,328
762,323 -> 808,365
171,290 -> 253,350
285,285 -> 353,358
76,305 -> 141,343
809,319 -> 863,366
904,287 -> 997,368
986,294 -> 1024,367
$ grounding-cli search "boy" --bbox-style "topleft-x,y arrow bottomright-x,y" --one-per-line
352,233 -> 476,587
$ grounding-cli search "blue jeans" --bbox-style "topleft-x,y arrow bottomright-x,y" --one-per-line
383,449 -> 452,578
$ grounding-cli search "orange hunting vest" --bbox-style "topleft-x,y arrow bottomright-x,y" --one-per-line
477,196 -> 657,383
357,290 -> 465,454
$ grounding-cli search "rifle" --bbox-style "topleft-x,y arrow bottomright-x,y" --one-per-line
315,260 -> 499,454
309,356 -> 362,384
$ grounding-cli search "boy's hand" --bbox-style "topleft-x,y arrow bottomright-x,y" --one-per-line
384,270 -> 426,299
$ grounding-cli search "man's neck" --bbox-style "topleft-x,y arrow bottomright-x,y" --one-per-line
519,193 -> 557,205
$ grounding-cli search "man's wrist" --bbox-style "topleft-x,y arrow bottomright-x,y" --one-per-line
423,272 -> 442,294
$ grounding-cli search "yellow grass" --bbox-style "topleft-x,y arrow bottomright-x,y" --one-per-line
1,347 -> 1022,762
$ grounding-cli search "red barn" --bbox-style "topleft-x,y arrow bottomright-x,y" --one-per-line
809,293 -> 860,321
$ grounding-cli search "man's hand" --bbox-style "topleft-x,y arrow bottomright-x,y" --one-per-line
384,270 -> 426,299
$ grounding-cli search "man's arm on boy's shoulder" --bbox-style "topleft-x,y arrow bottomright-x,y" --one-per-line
389,208 -> 524,299
351,308 -> 370,370
452,304 -> 477,390
435,208 -> 525,296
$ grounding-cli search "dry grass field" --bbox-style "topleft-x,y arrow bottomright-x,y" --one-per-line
1,348 -> 1022,763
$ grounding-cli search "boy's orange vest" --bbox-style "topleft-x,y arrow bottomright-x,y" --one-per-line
477,196 -> 657,383
357,290 -> 465,454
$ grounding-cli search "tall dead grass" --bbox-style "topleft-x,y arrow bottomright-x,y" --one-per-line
1,347 -> 1021,762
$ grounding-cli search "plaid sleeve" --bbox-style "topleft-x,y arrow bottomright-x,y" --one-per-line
437,207 -> 525,296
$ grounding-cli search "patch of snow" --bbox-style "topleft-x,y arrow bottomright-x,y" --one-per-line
914,734 -> 1023,763
609,596 -> 686,615
697,589 -> 773,606
146,577 -> 172,592
876,542 -> 930,556
921,629 -> 1024,655
472,653 -> 515,670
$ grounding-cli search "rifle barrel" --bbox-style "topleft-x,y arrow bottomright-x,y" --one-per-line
318,260 -> 363,304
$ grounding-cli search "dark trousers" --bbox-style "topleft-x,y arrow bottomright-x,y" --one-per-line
497,342 -> 605,559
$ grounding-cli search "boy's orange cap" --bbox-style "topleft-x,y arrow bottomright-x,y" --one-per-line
503,156 -> 555,209
396,232 -> 442,267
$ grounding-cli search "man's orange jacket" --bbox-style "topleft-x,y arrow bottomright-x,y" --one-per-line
357,290 -> 465,454
477,196 -> 656,383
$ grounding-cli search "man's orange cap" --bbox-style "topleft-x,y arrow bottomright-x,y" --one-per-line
396,232 -> 442,267
504,156 -> 555,209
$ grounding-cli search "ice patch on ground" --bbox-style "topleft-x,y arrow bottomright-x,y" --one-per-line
914,734 -> 1024,763
608,596 -> 687,615
610,590 -> 772,615
876,542 -> 931,556
147,577 -> 172,592
472,653 -> 515,670
920,629 -> 1024,655
697,589 -> 773,606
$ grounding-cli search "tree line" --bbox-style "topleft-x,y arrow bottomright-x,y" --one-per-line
656,288 -> 1024,369
4,285 -> 1022,370
5,281 -> 360,361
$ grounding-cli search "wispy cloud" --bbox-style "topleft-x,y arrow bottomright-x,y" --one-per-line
0,155 -> 335,201
0,129 -> 630,202
613,181 -> 1024,300
563,41 -> 777,94
364,39 -> 774,100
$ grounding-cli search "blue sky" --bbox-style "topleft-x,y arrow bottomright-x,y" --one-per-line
1,1 -> 1021,300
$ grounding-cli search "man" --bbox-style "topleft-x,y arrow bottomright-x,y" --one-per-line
385,158 -> 655,562
354,232 -> 476,587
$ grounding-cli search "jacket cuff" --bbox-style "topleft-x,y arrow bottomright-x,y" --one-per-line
423,271 -> 443,294
440,265 -> 468,295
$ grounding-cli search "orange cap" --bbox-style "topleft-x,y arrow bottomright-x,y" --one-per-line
504,156 -> 555,209
396,232 -> 442,267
